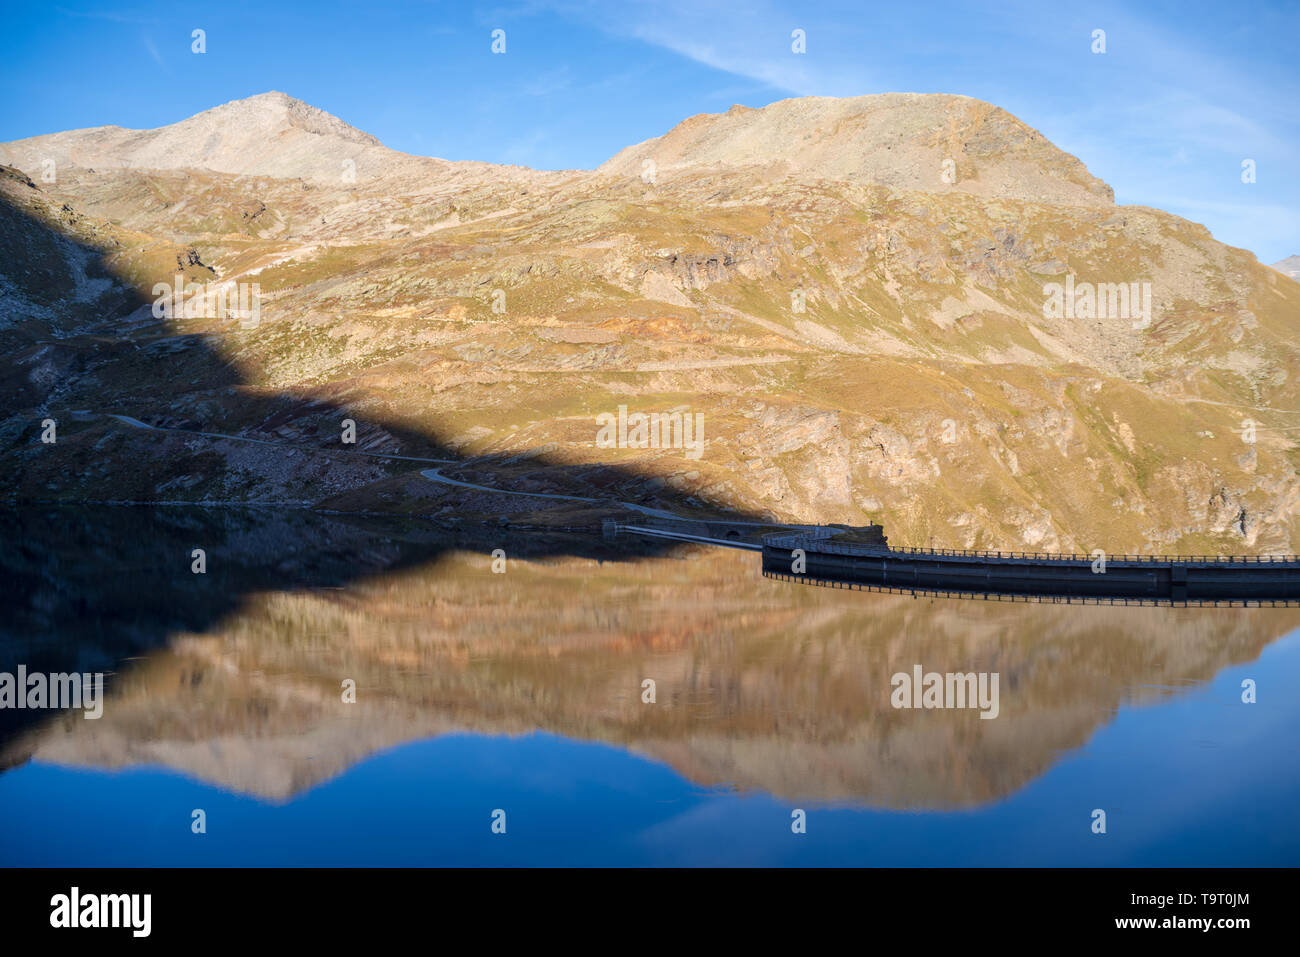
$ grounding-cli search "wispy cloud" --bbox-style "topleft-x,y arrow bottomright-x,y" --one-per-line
142,35 -> 169,73
522,66 -> 572,97
55,6 -> 161,25
554,0 -> 873,96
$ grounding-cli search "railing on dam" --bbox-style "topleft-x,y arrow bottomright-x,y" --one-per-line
763,532 -> 1300,566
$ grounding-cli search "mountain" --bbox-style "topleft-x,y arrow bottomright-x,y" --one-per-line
1273,255 -> 1300,280
598,93 -> 1114,206
0,91 -> 548,186
2,92 -> 1300,554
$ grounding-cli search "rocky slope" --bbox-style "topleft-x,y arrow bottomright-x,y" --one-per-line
3,92 -> 1300,553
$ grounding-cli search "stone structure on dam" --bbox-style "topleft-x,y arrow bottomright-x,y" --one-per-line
760,528 -> 1300,605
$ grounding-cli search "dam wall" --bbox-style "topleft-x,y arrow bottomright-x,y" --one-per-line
762,533 -> 1300,604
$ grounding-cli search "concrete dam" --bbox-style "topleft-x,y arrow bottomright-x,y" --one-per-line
760,528 -> 1300,605
603,519 -> 1300,605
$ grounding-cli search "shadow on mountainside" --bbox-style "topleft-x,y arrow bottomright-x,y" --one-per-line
0,186 -> 772,746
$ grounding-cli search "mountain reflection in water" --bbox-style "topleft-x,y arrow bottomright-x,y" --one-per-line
2,506 -> 1298,865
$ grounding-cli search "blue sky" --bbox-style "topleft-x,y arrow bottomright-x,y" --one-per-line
2,1 -> 1297,262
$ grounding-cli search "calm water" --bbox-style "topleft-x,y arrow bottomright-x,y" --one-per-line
1,506 -> 1298,866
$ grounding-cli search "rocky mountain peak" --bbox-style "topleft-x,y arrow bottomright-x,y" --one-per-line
0,90 -> 390,182
598,92 -> 1114,206
190,91 -> 384,148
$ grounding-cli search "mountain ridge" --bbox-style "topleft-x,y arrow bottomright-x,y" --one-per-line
4,91 -> 1114,207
